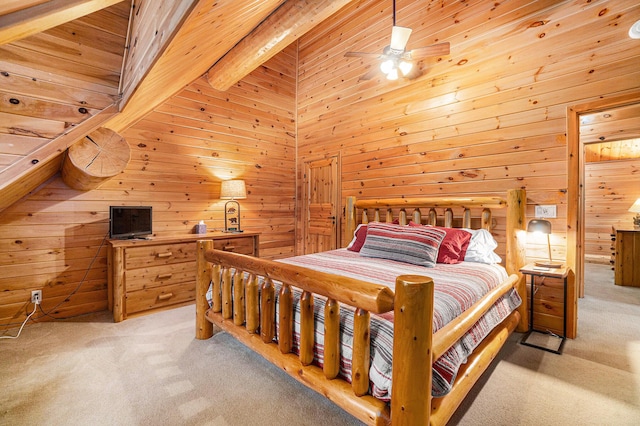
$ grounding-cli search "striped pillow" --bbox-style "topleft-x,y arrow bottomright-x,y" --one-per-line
359,222 -> 446,267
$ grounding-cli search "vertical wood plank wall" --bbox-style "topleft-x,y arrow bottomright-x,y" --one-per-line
584,139 -> 640,264
295,0 -> 640,260
0,46 -> 296,327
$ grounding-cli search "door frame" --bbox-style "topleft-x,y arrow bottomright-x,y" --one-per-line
566,92 -> 640,298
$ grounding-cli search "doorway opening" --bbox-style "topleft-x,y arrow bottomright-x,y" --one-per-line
567,93 -> 640,298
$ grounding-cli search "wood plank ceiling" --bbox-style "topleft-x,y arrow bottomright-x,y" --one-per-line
0,0 -> 357,213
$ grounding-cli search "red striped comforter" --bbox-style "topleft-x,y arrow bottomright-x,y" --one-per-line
212,248 -> 521,399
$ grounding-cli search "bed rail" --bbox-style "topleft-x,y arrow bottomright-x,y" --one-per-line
196,242 -> 438,424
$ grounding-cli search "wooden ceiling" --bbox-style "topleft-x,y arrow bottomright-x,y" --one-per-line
0,0 -> 357,212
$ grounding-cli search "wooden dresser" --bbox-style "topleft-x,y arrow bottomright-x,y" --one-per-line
614,229 -> 640,287
108,232 -> 259,322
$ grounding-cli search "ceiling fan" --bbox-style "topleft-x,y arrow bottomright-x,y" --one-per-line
345,0 -> 450,81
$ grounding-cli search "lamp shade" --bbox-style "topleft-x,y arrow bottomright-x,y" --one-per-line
628,198 -> 640,213
220,180 -> 246,200
527,219 -> 551,234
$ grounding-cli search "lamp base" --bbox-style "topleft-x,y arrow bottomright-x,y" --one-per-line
535,261 -> 563,269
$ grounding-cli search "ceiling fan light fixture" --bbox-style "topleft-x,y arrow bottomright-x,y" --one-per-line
386,68 -> 399,80
390,26 -> 412,50
398,60 -> 413,76
380,59 -> 395,74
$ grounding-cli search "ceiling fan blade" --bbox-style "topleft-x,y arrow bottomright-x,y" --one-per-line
405,66 -> 423,80
358,68 -> 380,81
405,42 -> 450,60
345,51 -> 382,58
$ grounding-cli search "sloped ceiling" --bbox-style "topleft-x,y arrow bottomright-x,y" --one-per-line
0,0 -> 356,213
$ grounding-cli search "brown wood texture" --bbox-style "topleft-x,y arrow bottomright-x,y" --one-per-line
296,0 -> 640,265
0,2 -> 128,210
0,45 -> 294,326
390,274 -> 434,426
304,156 -> 339,254
206,0 -> 357,91
323,298 -> 340,379
195,239 -> 213,339
615,230 -> 640,286
108,232 -> 257,322
0,0 -> 125,45
584,153 -> 640,264
61,127 -> 130,190
299,291 -> 314,366
105,0 -> 285,133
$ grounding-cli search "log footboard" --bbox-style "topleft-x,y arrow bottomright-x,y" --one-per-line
196,244 -> 521,425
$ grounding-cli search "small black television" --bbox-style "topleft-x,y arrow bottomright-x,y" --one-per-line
109,206 -> 153,239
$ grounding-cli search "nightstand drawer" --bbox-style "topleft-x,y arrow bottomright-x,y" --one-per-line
125,243 -> 196,269
126,282 -> 196,315
125,262 -> 196,292
213,237 -> 256,255
528,276 -> 565,335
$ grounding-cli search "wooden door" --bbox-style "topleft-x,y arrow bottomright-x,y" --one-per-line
303,156 -> 339,254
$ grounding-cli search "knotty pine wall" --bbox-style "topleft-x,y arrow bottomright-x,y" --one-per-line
296,0 -> 640,263
0,46 -> 296,328
584,139 -> 640,264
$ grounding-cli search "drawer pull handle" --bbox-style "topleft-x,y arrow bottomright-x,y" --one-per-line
156,252 -> 173,258
157,293 -> 174,301
157,273 -> 173,280
222,246 -> 235,251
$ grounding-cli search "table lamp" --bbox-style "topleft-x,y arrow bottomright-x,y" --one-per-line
220,180 -> 246,232
527,219 -> 562,268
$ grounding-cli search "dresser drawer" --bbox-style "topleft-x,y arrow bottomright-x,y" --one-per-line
125,243 -> 196,269
125,262 -> 196,292
213,236 -> 256,255
126,282 -> 196,315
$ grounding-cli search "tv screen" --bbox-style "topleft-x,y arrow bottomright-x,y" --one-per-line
109,206 -> 152,239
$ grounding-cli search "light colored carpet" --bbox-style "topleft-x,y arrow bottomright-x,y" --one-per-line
1,263 -> 639,425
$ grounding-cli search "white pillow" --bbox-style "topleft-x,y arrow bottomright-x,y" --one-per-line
462,229 -> 502,264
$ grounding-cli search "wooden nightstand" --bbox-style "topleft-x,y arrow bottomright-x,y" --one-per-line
519,263 -> 569,354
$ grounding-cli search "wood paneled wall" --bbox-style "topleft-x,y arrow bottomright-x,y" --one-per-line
296,0 -> 640,263
0,46 -> 296,328
584,139 -> 640,264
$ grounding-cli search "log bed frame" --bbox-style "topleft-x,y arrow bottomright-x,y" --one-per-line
196,189 -> 528,425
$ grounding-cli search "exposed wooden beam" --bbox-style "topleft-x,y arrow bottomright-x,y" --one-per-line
104,0 -> 284,133
0,103 -> 119,213
206,0 -> 356,92
0,0 -> 124,46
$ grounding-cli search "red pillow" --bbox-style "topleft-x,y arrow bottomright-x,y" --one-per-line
347,224 -> 368,252
409,221 -> 472,264
347,219 -> 400,252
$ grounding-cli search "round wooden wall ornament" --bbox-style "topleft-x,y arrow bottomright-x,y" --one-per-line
61,127 -> 131,190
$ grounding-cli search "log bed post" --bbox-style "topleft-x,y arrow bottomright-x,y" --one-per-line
196,240 -> 213,339
391,274 -> 435,425
505,189 -> 528,332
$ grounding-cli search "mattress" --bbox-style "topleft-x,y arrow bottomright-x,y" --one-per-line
210,248 -> 521,399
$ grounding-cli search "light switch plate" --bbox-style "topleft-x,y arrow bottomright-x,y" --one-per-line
535,205 -> 557,218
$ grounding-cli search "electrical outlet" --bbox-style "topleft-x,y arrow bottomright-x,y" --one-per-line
535,205 -> 557,218
31,290 -> 42,304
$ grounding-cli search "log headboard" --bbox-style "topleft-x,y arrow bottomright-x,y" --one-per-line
344,189 -> 527,277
